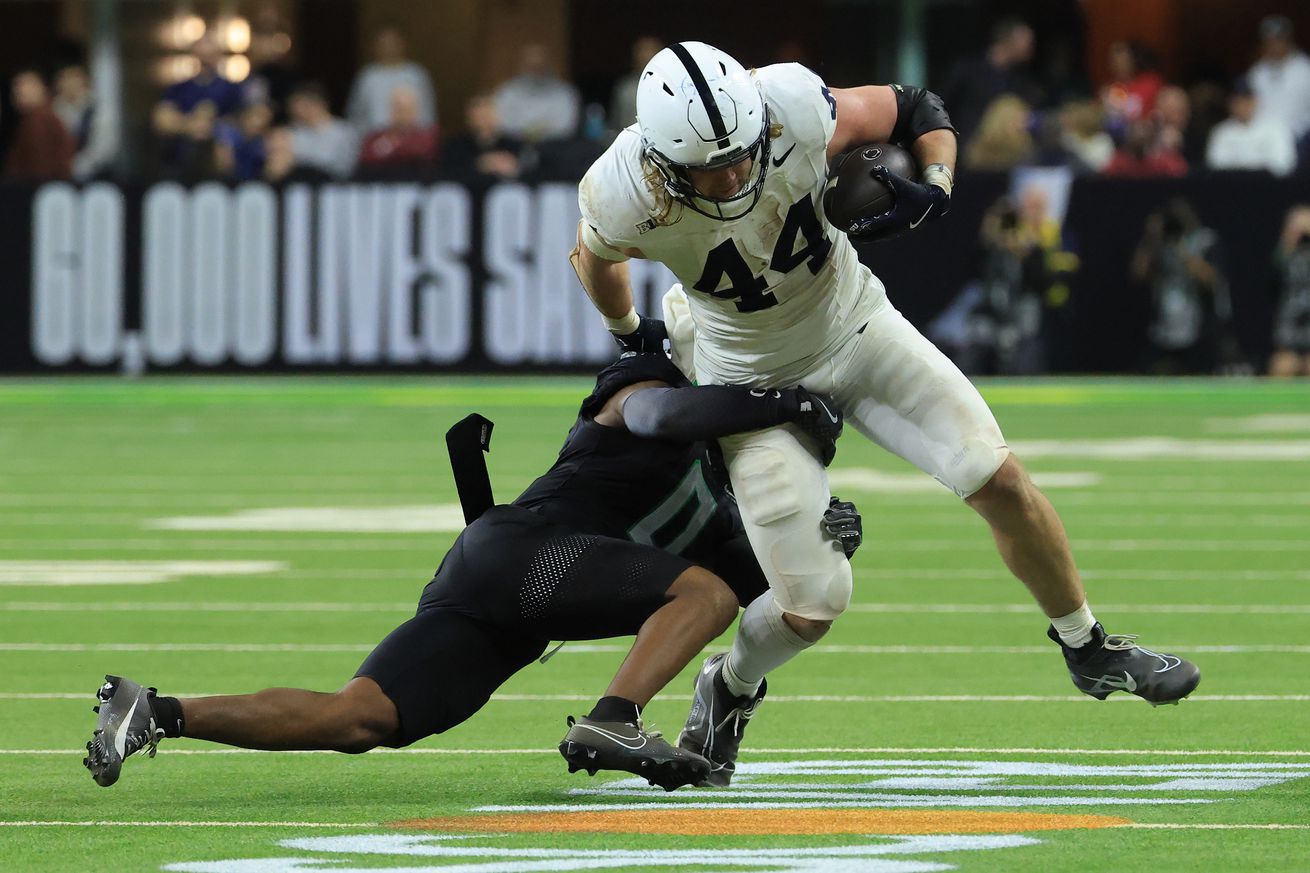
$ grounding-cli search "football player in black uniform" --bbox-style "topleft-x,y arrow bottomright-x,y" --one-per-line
84,352 -> 859,792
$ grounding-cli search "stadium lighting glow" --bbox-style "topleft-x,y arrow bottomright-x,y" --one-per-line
178,14 -> 206,45
222,17 -> 252,53
222,54 -> 251,83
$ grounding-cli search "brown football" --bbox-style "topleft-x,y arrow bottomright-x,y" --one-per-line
822,143 -> 919,233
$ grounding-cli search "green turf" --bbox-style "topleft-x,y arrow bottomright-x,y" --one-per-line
2,376 -> 1309,872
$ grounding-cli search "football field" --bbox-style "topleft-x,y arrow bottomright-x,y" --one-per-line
3,376 -> 1309,872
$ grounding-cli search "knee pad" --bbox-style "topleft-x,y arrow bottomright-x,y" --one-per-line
724,430 -> 852,623
945,438 -> 1010,499
661,284 -> 696,381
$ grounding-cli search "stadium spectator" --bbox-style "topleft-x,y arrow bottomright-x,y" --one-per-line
609,36 -> 662,131
1247,15 -> 1310,144
262,126 -> 300,182
1153,85 -> 1206,168
494,43 -> 581,142
1058,101 -> 1114,172
938,16 -> 1039,144
214,100 -> 273,181
357,86 -> 439,172
1100,41 -> 1164,138
1269,205 -> 1310,377
1206,78 -> 1296,176
441,93 -> 523,180
3,69 -> 75,181
244,11 -> 298,121
346,25 -> 435,134
288,81 -> 357,179
962,95 -> 1034,171
960,187 -> 1078,375
1104,118 -> 1187,177
1130,199 -> 1235,374
51,61 -> 117,180
152,35 -> 241,175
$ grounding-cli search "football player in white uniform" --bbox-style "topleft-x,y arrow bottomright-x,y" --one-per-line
571,41 -> 1199,785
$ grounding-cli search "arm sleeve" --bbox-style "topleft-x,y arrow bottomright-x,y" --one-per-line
622,386 -> 799,441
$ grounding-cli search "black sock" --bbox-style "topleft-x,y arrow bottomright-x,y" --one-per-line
151,695 -> 186,738
588,695 -> 641,724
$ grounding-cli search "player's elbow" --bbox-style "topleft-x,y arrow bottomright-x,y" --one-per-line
621,389 -> 679,439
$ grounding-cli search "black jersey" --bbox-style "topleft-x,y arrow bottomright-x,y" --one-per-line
513,353 -> 741,565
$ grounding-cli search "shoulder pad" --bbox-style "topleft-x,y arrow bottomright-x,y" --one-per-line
579,352 -> 688,419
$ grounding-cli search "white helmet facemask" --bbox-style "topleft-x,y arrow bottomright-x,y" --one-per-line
637,42 -> 771,221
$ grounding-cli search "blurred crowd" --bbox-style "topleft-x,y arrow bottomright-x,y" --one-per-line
3,14 -> 1308,378
949,15 -> 1310,179
2,21 -> 620,185
939,14 -> 1310,378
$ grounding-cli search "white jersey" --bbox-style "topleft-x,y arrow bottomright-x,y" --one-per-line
578,63 -> 885,387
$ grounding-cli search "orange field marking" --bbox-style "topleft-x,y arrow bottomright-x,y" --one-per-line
395,808 -> 1130,835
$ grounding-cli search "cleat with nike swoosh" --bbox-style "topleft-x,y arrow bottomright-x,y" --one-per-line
1049,624 -> 1200,705
677,653 -> 766,786
558,714 -> 710,791
84,675 -> 163,787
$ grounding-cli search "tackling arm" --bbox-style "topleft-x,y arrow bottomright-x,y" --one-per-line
594,381 -> 845,466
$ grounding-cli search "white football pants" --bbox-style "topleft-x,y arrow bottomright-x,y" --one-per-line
665,286 -> 1009,621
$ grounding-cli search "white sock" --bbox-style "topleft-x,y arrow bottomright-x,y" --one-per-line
721,591 -> 813,698
1051,601 -> 1097,648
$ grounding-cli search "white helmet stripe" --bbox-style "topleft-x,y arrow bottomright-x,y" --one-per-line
669,42 -> 730,148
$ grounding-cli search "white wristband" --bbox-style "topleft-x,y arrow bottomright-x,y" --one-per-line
603,307 -> 641,335
922,163 -> 954,198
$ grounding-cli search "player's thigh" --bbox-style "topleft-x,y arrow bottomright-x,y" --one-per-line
718,426 -> 851,621
534,535 -> 695,640
833,302 -> 1009,498
355,609 -> 546,746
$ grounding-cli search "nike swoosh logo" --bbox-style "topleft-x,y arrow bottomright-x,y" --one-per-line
1138,647 -> 1181,672
113,695 -> 139,760
573,724 -> 648,750
771,144 -> 796,167
908,204 -> 934,229
815,397 -> 839,424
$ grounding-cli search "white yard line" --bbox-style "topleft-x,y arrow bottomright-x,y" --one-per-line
0,601 -> 415,612
0,820 -> 1304,829
6,692 -> 1308,703
5,642 -> 1310,655
5,746 -> 1310,757
6,601 -> 1310,615
0,820 -> 377,828
3,538 -> 1310,552
1117,823 -> 1310,830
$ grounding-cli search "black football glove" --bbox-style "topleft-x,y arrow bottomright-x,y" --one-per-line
612,315 -> 669,354
848,166 -> 950,242
789,386 -> 843,467
822,495 -> 863,559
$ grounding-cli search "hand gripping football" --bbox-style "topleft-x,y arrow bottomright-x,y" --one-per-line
822,143 -> 919,233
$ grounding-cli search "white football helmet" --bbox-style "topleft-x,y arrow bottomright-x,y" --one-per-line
636,41 -> 771,220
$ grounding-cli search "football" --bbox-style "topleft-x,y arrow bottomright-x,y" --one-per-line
822,143 -> 920,233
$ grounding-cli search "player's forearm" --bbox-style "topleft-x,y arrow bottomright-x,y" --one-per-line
622,386 -> 803,442
581,257 -> 635,319
912,129 -> 957,180
571,236 -> 636,325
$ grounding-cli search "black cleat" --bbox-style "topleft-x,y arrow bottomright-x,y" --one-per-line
559,714 -> 710,791
83,675 -> 163,787
1049,623 -> 1201,706
677,653 -> 766,786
